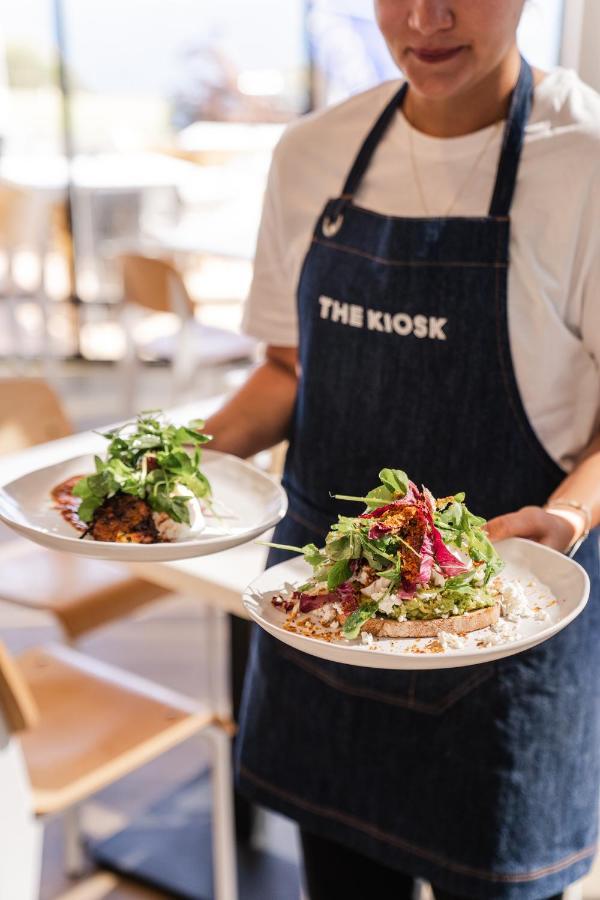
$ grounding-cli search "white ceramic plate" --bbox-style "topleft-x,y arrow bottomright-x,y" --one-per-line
243,538 -> 590,669
0,449 -> 287,562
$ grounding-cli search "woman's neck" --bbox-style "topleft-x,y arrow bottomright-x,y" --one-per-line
403,47 -> 529,137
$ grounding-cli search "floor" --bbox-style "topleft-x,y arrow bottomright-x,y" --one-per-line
2,358 -> 600,899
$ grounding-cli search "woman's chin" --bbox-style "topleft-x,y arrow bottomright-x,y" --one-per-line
401,52 -> 477,102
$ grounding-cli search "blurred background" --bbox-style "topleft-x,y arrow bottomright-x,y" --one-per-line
0,0 -> 585,416
1,1 -> 600,898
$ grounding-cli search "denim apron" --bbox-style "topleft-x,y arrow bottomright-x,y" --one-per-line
237,59 -> 600,899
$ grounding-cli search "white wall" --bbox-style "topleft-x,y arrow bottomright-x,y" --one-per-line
578,0 -> 600,91
560,0 -> 600,91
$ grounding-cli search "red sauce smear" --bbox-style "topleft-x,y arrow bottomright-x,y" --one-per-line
51,476 -> 88,532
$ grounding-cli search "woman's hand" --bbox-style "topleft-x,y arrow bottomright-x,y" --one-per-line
486,505 -> 575,553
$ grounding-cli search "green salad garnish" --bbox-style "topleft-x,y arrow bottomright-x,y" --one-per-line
267,468 -> 504,639
72,412 -> 212,524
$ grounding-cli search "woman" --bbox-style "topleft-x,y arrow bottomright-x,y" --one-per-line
206,1 -> 600,897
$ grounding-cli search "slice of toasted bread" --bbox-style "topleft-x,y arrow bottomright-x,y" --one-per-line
361,603 -> 500,639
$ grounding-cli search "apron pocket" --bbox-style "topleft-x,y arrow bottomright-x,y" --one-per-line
277,642 -> 496,714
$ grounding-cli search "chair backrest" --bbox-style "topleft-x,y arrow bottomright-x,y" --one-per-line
0,641 -> 38,735
0,378 -> 72,454
0,183 -> 53,250
121,254 -> 194,319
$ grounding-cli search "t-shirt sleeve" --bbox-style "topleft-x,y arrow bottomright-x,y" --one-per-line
576,163 -> 600,375
241,139 -> 300,346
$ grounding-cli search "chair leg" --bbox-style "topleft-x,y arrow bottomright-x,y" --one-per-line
205,724 -> 238,900
120,305 -> 139,418
64,805 -> 86,877
205,606 -> 231,723
171,317 -> 196,405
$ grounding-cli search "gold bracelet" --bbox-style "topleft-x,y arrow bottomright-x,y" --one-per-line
544,499 -> 592,557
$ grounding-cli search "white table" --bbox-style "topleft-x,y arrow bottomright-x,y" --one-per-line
0,153 -> 202,198
176,121 -> 284,158
0,153 -> 205,295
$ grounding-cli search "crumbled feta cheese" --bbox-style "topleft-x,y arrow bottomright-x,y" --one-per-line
500,580 -> 534,621
358,568 -> 373,585
478,618 -> 520,646
361,631 -> 374,645
378,594 -> 399,615
361,577 -> 390,601
430,569 -> 445,587
437,630 -> 468,650
309,605 -> 336,626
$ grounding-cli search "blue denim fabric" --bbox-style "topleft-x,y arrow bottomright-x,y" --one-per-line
237,59 -> 600,898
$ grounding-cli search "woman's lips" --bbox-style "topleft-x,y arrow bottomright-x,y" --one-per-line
410,46 -> 465,64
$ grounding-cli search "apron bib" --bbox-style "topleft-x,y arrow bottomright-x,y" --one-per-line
237,60 -> 600,899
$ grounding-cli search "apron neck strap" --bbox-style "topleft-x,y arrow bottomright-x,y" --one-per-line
487,57 -> 533,217
338,82 -> 408,206
336,57 -> 533,220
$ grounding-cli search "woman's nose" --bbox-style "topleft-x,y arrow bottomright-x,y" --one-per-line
407,0 -> 454,35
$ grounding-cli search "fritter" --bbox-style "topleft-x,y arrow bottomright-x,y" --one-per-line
90,493 -> 160,543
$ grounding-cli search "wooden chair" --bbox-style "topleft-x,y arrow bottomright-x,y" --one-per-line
0,638 -> 236,899
0,378 -> 167,641
120,253 -> 255,414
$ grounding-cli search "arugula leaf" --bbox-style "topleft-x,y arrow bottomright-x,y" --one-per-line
378,468 -> 409,497
334,469 -> 408,509
71,413 -> 212,523
333,491 -> 387,507
77,496 -> 101,522
342,601 -> 379,640
365,484 -> 394,504
257,541 -> 327,569
434,494 -> 502,585
326,558 -> 351,591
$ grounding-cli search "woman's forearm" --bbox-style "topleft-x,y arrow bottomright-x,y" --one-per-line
204,345 -> 298,458
547,433 -> 600,529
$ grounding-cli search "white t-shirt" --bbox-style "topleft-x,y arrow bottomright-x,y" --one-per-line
243,68 -> 600,471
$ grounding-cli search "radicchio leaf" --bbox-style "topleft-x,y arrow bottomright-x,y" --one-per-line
295,581 -> 360,614
416,530 -> 434,584
429,523 -> 468,576
368,522 -> 392,539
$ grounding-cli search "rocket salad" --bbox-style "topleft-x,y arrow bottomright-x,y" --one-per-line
269,468 -> 503,640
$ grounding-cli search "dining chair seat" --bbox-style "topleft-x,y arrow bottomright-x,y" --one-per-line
0,540 -> 166,640
17,643 -> 214,816
0,638 -> 237,898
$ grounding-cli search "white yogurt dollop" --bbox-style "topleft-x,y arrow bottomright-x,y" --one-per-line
153,484 -> 206,542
